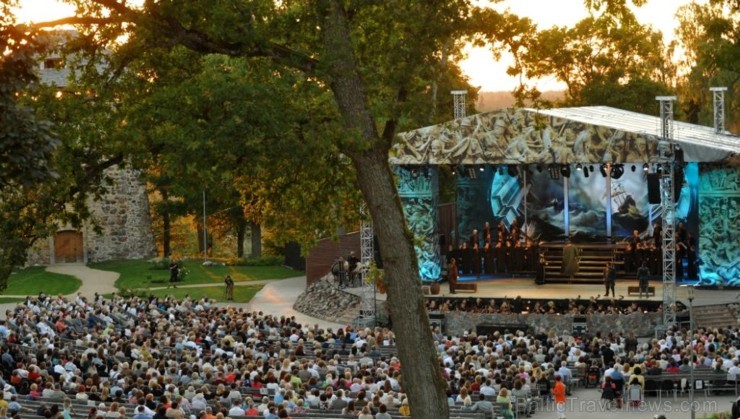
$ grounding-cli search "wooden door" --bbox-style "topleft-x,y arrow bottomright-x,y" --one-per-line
54,231 -> 83,263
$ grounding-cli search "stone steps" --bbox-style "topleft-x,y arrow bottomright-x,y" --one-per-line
693,304 -> 739,329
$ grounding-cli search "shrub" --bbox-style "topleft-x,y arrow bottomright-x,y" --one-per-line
228,255 -> 285,266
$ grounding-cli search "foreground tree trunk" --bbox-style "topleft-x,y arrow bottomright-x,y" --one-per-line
321,1 -> 448,416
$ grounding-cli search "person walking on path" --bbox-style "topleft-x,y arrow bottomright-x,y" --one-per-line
224,275 -> 234,300
552,375 -> 567,419
168,260 -> 179,289
603,262 -> 616,297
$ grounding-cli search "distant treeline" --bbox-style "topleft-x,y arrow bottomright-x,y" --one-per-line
476,90 -> 565,112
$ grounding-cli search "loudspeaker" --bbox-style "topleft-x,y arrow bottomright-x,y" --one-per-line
674,165 -> 684,203
373,235 -> 383,269
647,173 -> 661,204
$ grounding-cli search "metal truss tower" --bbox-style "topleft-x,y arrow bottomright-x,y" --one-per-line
657,96 -> 678,328
359,204 -> 376,323
711,87 -> 727,134
451,90 -> 467,120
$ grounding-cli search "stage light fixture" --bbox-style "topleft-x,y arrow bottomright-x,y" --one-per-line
560,164 -> 571,178
589,165 -> 594,172
599,164 -> 608,178
498,167 -> 504,176
467,166 -> 477,179
451,165 -> 456,176
548,165 -> 560,180
576,163 -> 582,171
507,165 -> 519,177
611,164 -> 624,179
631,165 -> 636,172
643,163 -> 649,172
584,168 -> 590,178
537,165 -> 543,173
479,165 -> 485,172
410,167 -> 420,179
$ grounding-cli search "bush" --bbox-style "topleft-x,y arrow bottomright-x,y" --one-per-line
149,257 -> 172,270
227,255 -> 285,266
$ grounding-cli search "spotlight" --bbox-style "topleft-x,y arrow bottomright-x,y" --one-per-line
549,165 -> 560,180
498,167 -> 504,176
631,165 -> 636,172
611,164 -> 624,179
560,164 -> 571,178
507,165 -> 518,177
411,168 -> 419,179
451,165 -> 457,176
584,168 -> 590,178
599,164 -> 608,178
576,163 -> 582,171
479,165 -> 485,172
643,163 -> 649,172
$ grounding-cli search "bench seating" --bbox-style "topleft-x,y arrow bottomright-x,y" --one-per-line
627,286 -> 655,296
455,283 -> 478,293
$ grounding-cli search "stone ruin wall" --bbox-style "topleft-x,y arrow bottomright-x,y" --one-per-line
85,167 -> 156,262
25,166 -> 156,265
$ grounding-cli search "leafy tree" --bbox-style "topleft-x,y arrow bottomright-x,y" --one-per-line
25,0 -> 526,415
512,0 -> 672,112
675,0 -> 739,132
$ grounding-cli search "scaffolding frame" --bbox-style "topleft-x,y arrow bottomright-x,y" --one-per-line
657,96 -> 678,328
358,204 -> 376,323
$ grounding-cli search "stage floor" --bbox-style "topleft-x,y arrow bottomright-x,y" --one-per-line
349,277 -> 738,307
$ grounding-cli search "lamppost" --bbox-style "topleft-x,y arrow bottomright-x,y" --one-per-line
687,286 -> 695,419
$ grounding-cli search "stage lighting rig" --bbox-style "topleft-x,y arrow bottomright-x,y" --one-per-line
631,165 -> 636,172
560,164 -> 571,178
643,163 -> 649,172
576,163 -> 582,171
610,164 -> 624,179
507,165 -> 519,177
599,163 -> 609,178
548,165 -> 560,180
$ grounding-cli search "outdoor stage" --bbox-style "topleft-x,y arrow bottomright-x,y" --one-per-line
348,276 -> 736,306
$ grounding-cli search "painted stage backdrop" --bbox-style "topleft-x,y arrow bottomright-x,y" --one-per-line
391,108 -> 662,166
697,166 -> 740,287
396,167 -> 441,281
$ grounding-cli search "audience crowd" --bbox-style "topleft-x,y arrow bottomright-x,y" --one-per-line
0,291 -> 737,419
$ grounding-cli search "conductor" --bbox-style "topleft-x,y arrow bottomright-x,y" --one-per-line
637,261 -> 650,298
561,239 -> 581,282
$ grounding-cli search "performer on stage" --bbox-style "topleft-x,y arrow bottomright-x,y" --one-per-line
561,239 -> 580,282
637,261 -> 650,298
447,257 -> 459,294
603,262 -> 616,297
535,252 -> 546,285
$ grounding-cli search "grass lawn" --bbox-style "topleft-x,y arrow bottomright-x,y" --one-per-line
104,284 -> 263,303
91,259 -> 302,290
3,267 -> 81,296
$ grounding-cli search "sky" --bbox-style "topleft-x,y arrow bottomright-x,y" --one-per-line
15,0 -> 696,91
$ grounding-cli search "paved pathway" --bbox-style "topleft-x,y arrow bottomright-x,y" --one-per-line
0,264 -> 344,329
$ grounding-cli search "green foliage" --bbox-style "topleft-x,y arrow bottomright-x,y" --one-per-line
512,2 -> 672,111
227,255 -> 285,266
3,266 -> 81,296
676,0 -> 739,131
